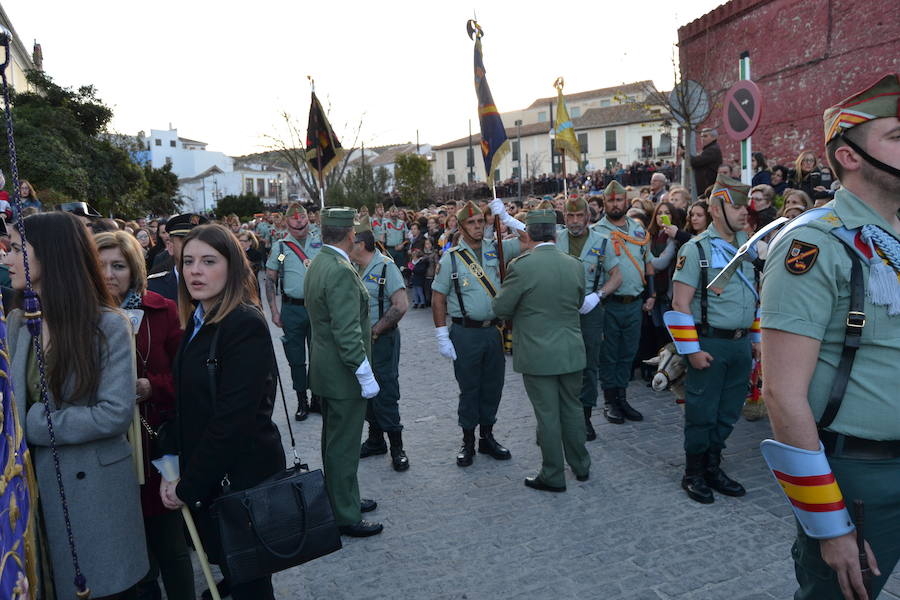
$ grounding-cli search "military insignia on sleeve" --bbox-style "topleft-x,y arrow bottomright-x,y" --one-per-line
676,255 -> 686,271
785,240 -> 819,275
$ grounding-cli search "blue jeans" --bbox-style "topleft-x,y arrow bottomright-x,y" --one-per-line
412,285 -> 426,306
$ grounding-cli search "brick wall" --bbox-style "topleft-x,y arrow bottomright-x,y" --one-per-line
678,0 -> 900,170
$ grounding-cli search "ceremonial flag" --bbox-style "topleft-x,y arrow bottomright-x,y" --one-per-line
554,79 -> 581,161
471,23 -> 510,186
0,313 -> 37,599
305,91 -> 345,178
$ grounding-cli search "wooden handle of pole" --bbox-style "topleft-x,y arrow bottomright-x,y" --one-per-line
181,506 -> 222,600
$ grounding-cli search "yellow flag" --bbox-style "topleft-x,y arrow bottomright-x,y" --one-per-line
554,81 -> 581,161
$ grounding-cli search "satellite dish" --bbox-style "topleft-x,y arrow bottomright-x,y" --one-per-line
669,81 -> 710,126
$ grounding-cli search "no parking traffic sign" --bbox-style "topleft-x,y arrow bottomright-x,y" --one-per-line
722,80 -> 762,141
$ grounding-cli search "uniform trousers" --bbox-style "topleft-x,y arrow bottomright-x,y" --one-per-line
367,329 -> 402,432
579,305 -> 604,408
388,248 -> 408,274
449,324 -> 505,429
683,336 -> 751,454
524,371 -> 591,488
280,303 -> 310,396
320,395 -> 367,526
599,300 -> 642,390
793,454 -> 900,599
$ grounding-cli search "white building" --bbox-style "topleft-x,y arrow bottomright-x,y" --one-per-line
431,81 -> 674,187
140,128 -> 233,180
177,164 -> 288,213
0,5 -> 40,94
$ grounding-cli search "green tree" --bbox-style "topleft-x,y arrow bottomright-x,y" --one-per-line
394,153 -> 432,208
0,70 -> 150,217
143,163 -> 181,215
216,194 -> 264,220
330,163 -> 390,209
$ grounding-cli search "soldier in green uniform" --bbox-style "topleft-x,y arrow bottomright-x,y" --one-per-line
492,209 -> 591,491
350,220 -> 410,471
256,212 -> 273,254
555,197 -> 622,440
384,205 -> 409,267
307,204 -> 321,238
264,202 -> 323,420
593,181 -> 650,423
666,174 -> 758,504
305,207 -> 383,538
760,74 -> 900,600
371,203 -> 387,245
431,200 -> 523,466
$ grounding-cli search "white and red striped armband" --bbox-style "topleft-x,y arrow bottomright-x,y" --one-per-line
663,311 -> 700,355
760,439 -> 854,539
750,309 -> 761,343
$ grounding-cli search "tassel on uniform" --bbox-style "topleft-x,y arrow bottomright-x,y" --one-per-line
866,257 -> 900,316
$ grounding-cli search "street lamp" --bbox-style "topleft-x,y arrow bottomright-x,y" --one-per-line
515,119 -> 522,200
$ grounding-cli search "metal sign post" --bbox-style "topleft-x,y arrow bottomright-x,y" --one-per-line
722,53 -> 763,185
740,52 -> 752,185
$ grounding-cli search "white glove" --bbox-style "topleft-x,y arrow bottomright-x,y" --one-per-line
354,358 -> 380,399
434,326 -> 457,360
488,198 -> 505,216
501,212 -> 526,232
579,292 -> 602,315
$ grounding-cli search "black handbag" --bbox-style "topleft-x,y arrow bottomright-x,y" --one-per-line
204,324 -> 342,584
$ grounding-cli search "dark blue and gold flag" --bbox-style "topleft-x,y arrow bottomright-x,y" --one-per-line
471,22 -> 510,185
0,312 -> 37,598
306,91 -> 345,177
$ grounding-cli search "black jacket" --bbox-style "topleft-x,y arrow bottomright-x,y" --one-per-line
147,269 -> 178,302
173,304 -> 285,512
690,140 -> 723,196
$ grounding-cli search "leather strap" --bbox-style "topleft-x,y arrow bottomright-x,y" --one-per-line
592,238 -> 608,293
282,240 -> 309,263
378,263 -> 388,320
450,250 -> 468,319
696,242 -> 709,331
818,244 -> 865,430
456,248 -> 498,298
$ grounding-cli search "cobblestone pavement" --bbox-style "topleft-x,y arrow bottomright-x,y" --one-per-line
181,297 -> 900,600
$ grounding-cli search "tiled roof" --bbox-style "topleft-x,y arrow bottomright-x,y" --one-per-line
525,80 -> 655,109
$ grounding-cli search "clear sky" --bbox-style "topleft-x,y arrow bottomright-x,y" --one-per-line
6,0 -> 725,156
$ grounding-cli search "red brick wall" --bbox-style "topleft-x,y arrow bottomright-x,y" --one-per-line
678,0 -> 900,170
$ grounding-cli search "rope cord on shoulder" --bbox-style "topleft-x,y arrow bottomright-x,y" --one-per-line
0,32 -> 90,598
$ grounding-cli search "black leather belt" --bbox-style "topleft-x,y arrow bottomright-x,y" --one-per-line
451,317 -> 501,328
608,295 -> 640,304
821,430 -> 900,460
282,294 -> 305,306
700,326 -> 748,340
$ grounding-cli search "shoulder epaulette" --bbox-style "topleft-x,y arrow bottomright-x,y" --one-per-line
508,252 -> 530,266
147,271 -> 169,280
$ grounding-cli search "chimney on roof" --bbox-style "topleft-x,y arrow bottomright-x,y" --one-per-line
32,41 -> 43,71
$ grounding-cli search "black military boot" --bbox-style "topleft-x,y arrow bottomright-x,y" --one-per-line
309,394 -> 323,414
617,388 -> 644,421
360,424 -> 388,458
602,389 -> 625,424
387,431 -> 410,471
478,424 -> 512,460
682,453 -> 714,504
294,395 -> 309,421
457,429 -> 476,467
705,449 -> 746,497
583,406 -> 597,441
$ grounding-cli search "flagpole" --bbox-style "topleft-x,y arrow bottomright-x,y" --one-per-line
562,149 -> 568,197
492,183 -> 506,282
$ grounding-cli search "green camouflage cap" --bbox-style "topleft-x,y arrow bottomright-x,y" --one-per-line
456,201 -> 484,223
321,207 -> 356,227
824,74 -> 900,143
565,196 -> 588,213
604,181 -> 628,200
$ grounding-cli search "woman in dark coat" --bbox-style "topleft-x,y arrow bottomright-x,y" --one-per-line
94,230 -> 193,600
160,224 -> 284,600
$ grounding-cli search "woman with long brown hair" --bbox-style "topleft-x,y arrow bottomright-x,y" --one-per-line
2,211 -> 147,599
160,224 -> 284,600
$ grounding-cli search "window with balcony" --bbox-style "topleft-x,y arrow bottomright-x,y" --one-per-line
448,174 -> 456,185
155,139 -> 162,146
512,140 -> 520,162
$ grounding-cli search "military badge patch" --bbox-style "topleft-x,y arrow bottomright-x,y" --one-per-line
785,240 -> 819,275
676,255 -> 686,271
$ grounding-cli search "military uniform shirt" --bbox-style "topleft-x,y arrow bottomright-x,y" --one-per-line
432,237 -> 521,321
385,218 -> 408,247
359,251 -> 405,327
256,221 -> 272,245
761,189 -> 900,440
265,232 -> 323,299
371,216 -> 387,243
673,224 -> 756,330
593,217 -> 651,296
555,228 -> 620,293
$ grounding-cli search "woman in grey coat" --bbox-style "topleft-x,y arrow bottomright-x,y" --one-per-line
3,212 -> 148,599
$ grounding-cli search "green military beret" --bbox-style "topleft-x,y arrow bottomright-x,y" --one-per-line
565,196 -> 588,213
285,202 -> 307,218
526,209 -> 557,225
604,181 -> 627,200
354,218 -> 372,234
321,207 -> 356,227
456,200 -> 484,223
709,173 -> 750,207
824,73 -> 900,143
